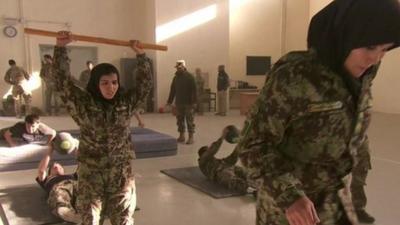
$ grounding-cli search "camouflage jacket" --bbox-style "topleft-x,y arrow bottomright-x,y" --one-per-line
4,65 -> 30,85
79,69 -> 91,88
238,49 -> 374,208
53,46 -> 153,168
198,138 -> 224,180
40,62 -> 56,88
167,70 -> 197,105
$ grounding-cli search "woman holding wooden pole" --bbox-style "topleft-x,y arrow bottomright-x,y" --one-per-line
53,31 -> 152,225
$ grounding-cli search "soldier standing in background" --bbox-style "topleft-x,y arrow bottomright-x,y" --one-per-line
79,60 -> 93,88
238,0 -> 400,224
216,65 -> 229,116
40,54 -> 60,116
194,68 -> 205,115
167,60 -> 197,145
4,59 -> 32,118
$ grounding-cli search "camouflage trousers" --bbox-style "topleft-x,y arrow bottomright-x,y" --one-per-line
199,157 -> 248,194
196,91 -> 204,114
11,84 -> 31,117
351,146 -> 371,210
176,104 -> 195,133
217,90 -> 228,114
44,86 -> 60,115
77,161 -> 136,225
256,187 -> 357,225
48,179 -> 80,223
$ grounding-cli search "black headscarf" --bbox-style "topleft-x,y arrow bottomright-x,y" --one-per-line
307,0 -> 400,73
86,63 -> 121,105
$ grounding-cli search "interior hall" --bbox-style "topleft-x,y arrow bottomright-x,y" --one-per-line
0,0 -> 399,225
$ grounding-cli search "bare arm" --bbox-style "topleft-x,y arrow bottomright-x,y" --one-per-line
38,123 -> 56,145
4,69 -> 13,85
22,68 -> 30,80
37,147 -> 53,181
3,130 -> 17,147
134,112 -> 145,128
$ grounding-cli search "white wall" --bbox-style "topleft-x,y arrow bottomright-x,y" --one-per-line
372,49 -> 400,113
309,0 -> 332,18
154,0 -> 229,107
229,0 -> 283,89
229,0 -> 309,89
0,0 -> 149,110
285,0 -> 309,52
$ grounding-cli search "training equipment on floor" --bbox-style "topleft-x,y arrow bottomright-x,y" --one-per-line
52,132 -> 78,155
224,125 -> 240,144
0,127 -> 177,172
161,166 -> 245,198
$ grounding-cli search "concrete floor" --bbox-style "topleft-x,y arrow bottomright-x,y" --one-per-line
0,110 -> 399,225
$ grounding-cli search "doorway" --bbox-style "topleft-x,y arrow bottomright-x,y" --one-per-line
39,45 -> 98,114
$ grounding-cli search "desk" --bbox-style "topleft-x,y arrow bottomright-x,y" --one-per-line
239,92 -> 259,115
229,88 -> 259,109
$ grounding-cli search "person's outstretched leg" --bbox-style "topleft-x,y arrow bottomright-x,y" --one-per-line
48,180 -> 82,224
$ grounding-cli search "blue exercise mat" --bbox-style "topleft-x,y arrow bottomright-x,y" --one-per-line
0,127 -> 177,172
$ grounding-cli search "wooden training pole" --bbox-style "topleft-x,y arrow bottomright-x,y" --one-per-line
24,28 -> 168,51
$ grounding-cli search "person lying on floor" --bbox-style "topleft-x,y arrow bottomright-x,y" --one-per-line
36,132 -> 81,224
0,114 -> 56,147
198,125 -> 256,195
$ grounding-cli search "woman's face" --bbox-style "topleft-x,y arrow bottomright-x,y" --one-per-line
99,73 -> 119,100
344,43 -> 394,78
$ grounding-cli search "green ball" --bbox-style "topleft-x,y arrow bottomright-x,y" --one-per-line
224,125 -> 240,144
60,140 -> 71,151
53,132 -> 77,155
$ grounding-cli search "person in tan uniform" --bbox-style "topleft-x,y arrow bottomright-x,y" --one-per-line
4,59 -> 32,118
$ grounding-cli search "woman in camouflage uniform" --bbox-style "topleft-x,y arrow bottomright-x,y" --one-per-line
54,31 -> 152,225
238,0 -> 400,225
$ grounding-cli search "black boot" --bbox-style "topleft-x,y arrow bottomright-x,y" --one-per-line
356,209 -> 375,224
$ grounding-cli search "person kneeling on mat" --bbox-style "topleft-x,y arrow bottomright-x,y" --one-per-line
198,125 -> 256,195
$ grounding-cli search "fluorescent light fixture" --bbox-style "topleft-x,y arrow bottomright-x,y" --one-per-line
156,4 -> 217,43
